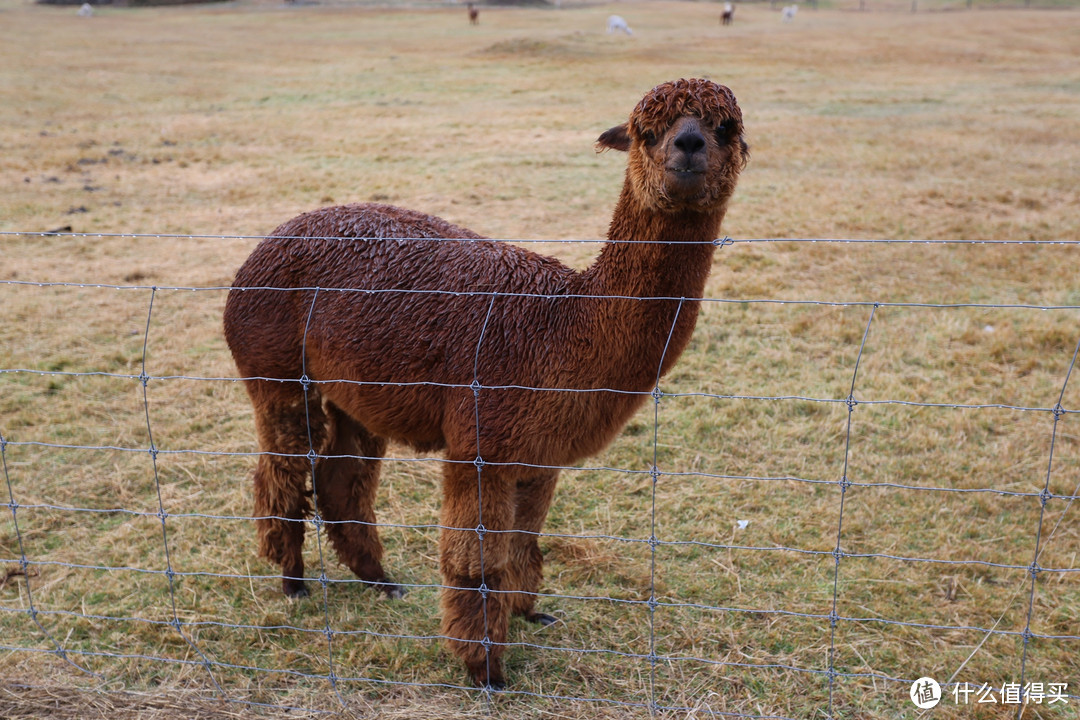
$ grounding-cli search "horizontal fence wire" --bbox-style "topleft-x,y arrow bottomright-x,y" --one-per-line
3,230 -> 1080,245
4,279 -> 1080,313
1,233 -> 1078,718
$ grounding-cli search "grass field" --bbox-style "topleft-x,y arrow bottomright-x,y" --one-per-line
1,0 -> 1079,718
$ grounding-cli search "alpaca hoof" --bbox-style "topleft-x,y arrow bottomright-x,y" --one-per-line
283,579 -> 309,598
466,661 -> 505,690
526,612 -> 559,627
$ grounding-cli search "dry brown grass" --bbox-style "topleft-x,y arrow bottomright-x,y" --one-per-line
1,0 -> 1079,718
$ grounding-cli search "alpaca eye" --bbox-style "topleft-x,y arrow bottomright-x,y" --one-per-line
641,130 -> 658,146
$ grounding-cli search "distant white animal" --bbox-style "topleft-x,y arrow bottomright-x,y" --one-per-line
721,2 -> 734,24
781,4 -> 797,21
606,14 -> 633,35
77,2 -> 93,16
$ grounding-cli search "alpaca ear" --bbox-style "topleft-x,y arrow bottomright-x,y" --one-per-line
596,124 -> 631,153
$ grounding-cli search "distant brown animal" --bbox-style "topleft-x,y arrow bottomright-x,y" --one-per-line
223,78 -> 748,689
467,2 -> 478,24
722,2 -> 735,24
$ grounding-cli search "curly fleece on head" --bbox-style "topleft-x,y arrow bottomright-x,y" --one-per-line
630,78 -> 743,139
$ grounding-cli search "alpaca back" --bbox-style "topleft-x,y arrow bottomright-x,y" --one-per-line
224,203 -> 591,456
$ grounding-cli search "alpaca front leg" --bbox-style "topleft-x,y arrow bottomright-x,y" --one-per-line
507,471 -> 560,625
315,406 -> 402,599
438,464 -> 515,688
440,571 -> 510,688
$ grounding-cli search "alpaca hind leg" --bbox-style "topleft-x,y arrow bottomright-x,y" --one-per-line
438,463 -> 515,688
254,458 -> 309,598
314,405 -> 402,599
506,471 -> 559,625
250,384 -> 328,598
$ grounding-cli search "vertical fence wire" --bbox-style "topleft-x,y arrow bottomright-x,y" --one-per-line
471,292 -> 499,696
648,297 -> 686,714
1014,331 -> 1080,716
0,435 -> 97,679
825,303 -> 878,718
139,286 -> 225,695
298,286 -> 349,707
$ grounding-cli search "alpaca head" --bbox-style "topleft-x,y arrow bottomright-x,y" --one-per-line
597,78 -> 748,213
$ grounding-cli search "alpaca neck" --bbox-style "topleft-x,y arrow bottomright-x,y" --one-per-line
587,189 -> 722,299
574,188 -> 723,390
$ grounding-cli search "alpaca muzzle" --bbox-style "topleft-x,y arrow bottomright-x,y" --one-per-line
664,125 -> 710,195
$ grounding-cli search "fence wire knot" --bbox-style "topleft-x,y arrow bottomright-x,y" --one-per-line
318,573 -> 329,588
473,456 -> 484,469
651,386 -> 664,403
474,523 -> 487,540
1039,487 -> 1053,506
1051,403 -> 1065,419
480,635 -> 493,650
138,372 -> 150,389
1028,561 -> 1042,579
300,374 -> 311,392
470,379 -> 482,396
828,610 -> 840,628
323,624 -> 334,641
839,475 -> 851,493
713,236 -> 734,248
845,395 -> 858,412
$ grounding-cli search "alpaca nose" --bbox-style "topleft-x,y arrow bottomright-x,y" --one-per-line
673,129 -> 706,156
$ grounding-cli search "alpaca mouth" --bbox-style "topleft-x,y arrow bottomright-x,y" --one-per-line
666,162 -> 706,178
666,167 -> 707,196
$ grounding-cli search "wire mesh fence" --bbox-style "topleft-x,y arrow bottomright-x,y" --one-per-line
0,232 -> 1078,718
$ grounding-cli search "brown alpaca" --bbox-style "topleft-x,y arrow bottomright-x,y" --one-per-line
467,2 -> 478,24
223,78 -> 748,689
